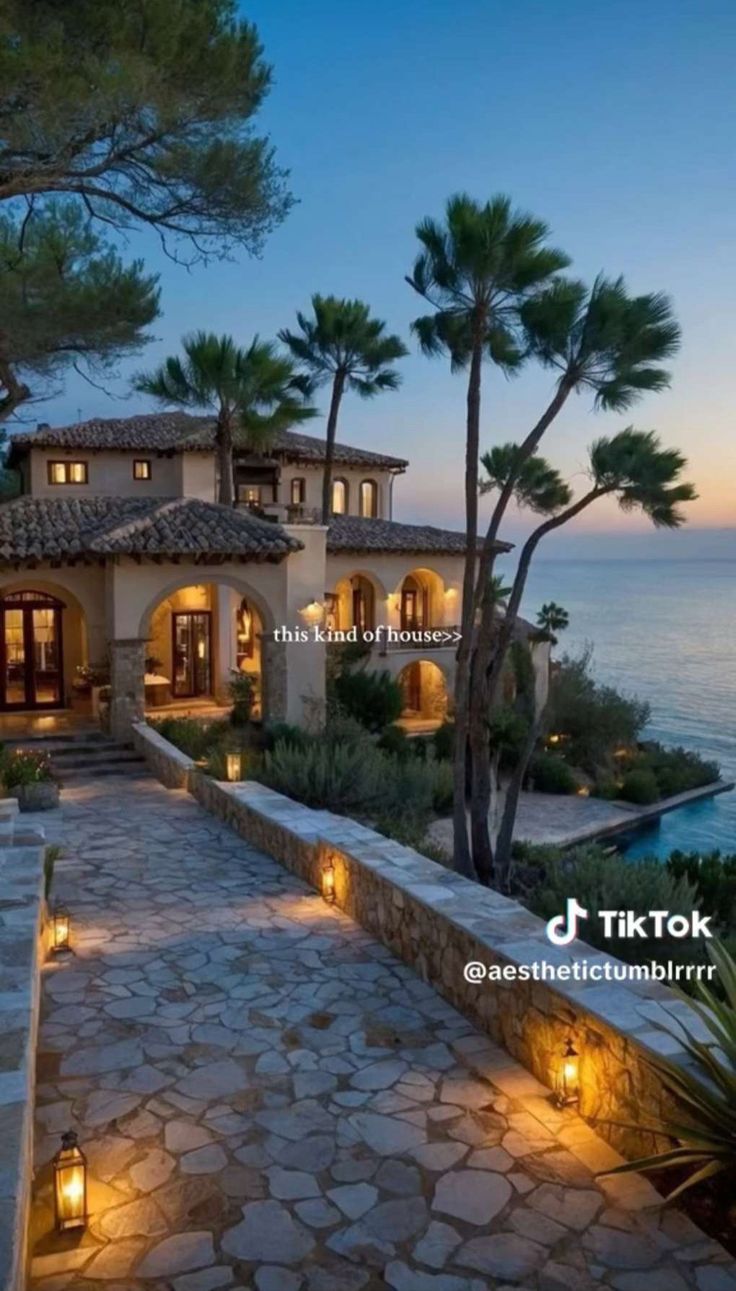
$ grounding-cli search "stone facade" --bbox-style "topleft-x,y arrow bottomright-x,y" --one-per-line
109,639 -> 147,739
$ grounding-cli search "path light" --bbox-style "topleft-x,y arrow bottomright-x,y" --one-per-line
321,856 -> 336,904
554,1037 -> 580,1108
53,1131 -> 87,1231
225,751 -> 242,782
50,903 -> 71,954
299,600 -> 324,627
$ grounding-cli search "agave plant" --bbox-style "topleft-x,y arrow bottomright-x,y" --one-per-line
600,940 -> 736,1199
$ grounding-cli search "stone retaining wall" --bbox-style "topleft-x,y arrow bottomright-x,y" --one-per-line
131,722 -> 196,789
132,721 -> 710,1164
0,840 -> 46,1291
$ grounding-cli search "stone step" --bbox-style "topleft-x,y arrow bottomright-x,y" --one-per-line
59,763 -> 148,781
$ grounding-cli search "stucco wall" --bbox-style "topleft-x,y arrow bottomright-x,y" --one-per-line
28,449 -> 181,498
0,567 -> 107,702
278,463 -> 394,518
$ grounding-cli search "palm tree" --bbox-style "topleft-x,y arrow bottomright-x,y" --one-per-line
407,193 -> 570,879
279,296 -> 407,523
536,602 -> 569,644
483,428 -> 696,887
135,332 -> 314,507
468,275 -> 682,879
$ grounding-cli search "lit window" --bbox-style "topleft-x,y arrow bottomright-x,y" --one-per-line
133,459 -> 152,481
47,461 -> 88,485
359,480 -> 378,518
291,477 -> 305,505
331,479 -> 347,514
238,485 -> 262,506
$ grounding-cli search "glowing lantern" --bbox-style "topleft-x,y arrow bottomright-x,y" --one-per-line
53,1131 -> 87,1231
555,1037 -> 580,1108
322,857 -> 336,904
51,904 -> 71,954
299,600 -> 324,627
225,751 -> 242,782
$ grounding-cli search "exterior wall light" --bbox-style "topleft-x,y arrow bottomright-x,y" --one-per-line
299,600 -> 324,626
225,751 -> 242,782
51,904 -> 71,954
53,1131 -> 87,1231
322,857 -> 336,904
554,1037 -> 580,1108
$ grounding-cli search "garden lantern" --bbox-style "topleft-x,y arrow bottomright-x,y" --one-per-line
322,857 -> 336,904
225,751 -> 242,782
554,1037 -> 580,1108
53,1131 -> 87,1231
51,904 -> 71,954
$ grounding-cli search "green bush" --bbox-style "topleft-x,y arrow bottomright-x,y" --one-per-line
528,846 -> 699,963
529,752 -> 577,794
377,724 -> 411,760
631,742 -> 719,797
333,668 -> 403,732
545,647 -> 650,773
151,716 -> 228,760
228,670 -> 257,726
261,721 -> 313,752
593,774 -> 621,800
432,721 -> 455,761
428,758 -> 454,813
619,767 -> 659,805
667,850 -> 736,928
262,739 -> 386,814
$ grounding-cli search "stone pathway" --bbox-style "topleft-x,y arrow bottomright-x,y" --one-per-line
29,775 -> 736,1291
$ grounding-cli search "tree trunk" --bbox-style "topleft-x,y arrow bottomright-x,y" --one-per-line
321,370 -> 346,524
493,707 -> 545,891
216,415 -> 235,507
452,336 -> 483,881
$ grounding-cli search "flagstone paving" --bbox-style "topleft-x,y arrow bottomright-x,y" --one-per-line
29,775 -> 736,1290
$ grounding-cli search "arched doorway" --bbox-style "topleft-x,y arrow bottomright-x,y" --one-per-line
0,590 -> 65,710
397,659 -> 449,727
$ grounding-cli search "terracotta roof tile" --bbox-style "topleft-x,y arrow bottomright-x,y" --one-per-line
326,515 -> 512,556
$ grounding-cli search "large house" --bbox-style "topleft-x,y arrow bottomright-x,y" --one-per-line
2,413 -> 547,736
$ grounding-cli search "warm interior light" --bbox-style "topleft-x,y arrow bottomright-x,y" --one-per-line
554,1037 -> 580,1108
225,752 -> 242,782
51,906 -> 70,954
299,600 -> 324,626
53,1131 -> 87,1231
322,857 -> 336,904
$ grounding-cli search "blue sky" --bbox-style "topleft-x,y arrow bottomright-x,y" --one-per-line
46,0 -> 735,549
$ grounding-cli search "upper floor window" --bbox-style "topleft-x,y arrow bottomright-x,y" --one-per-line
331,478 -> 348,515
48,461 -> 88,485
238,484 -> 262,506
359,479 -> 378,518
133,459 -> 152,481
290,477 -> 306,505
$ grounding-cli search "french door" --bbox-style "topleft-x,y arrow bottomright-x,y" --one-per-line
172,612 -> 212,698
0,591 -> 64,710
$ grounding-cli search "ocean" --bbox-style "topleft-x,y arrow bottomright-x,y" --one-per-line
511,558 -> 736,859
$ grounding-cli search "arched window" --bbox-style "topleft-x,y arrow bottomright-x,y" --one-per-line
359,479 -> 378,518
290,477 -> 306,506
331,478 -> 348,515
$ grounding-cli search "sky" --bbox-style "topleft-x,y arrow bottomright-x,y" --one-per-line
36,0 -> 736,555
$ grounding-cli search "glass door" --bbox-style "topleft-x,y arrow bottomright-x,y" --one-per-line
1,593 -> 64,709
172,612 -> 212,698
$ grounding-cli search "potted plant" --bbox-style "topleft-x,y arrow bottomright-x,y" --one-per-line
3,749 -> 59,811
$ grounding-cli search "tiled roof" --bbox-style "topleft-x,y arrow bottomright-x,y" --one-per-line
0,497 -> 301,565
8,413 -> 408,470
327,515 -> 511,556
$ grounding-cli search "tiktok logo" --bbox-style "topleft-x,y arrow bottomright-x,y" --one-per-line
546,898 -> 589,946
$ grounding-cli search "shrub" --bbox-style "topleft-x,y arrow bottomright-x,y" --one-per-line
546,647 -> 650,773
593,774 -> 621,800
228,670 -> 257,726
334,668 -> 403,732
432,721 -> 455,761
262,739 -> 386,815
528,845 -> 699,963
428,758 -> 454,814
667,851 -> 736,928
4,749 -> 54,786
377,724 -> 411,760
619,767 -> 659,805
631,742 -> 719,797
529,753 -> 577,795
261,721 -> 313,752
151,716 -> 228,761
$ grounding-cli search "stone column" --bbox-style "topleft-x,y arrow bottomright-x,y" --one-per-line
109,638 -> 147,739
260,634 -> 287,722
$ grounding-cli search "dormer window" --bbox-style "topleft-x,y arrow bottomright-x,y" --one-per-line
133,459 -> 152,481
331,478 -> 348,515
359,479 -> 378,518
48,461 -> 88,485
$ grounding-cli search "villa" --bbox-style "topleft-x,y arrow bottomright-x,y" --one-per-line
1,413 -> 548,736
